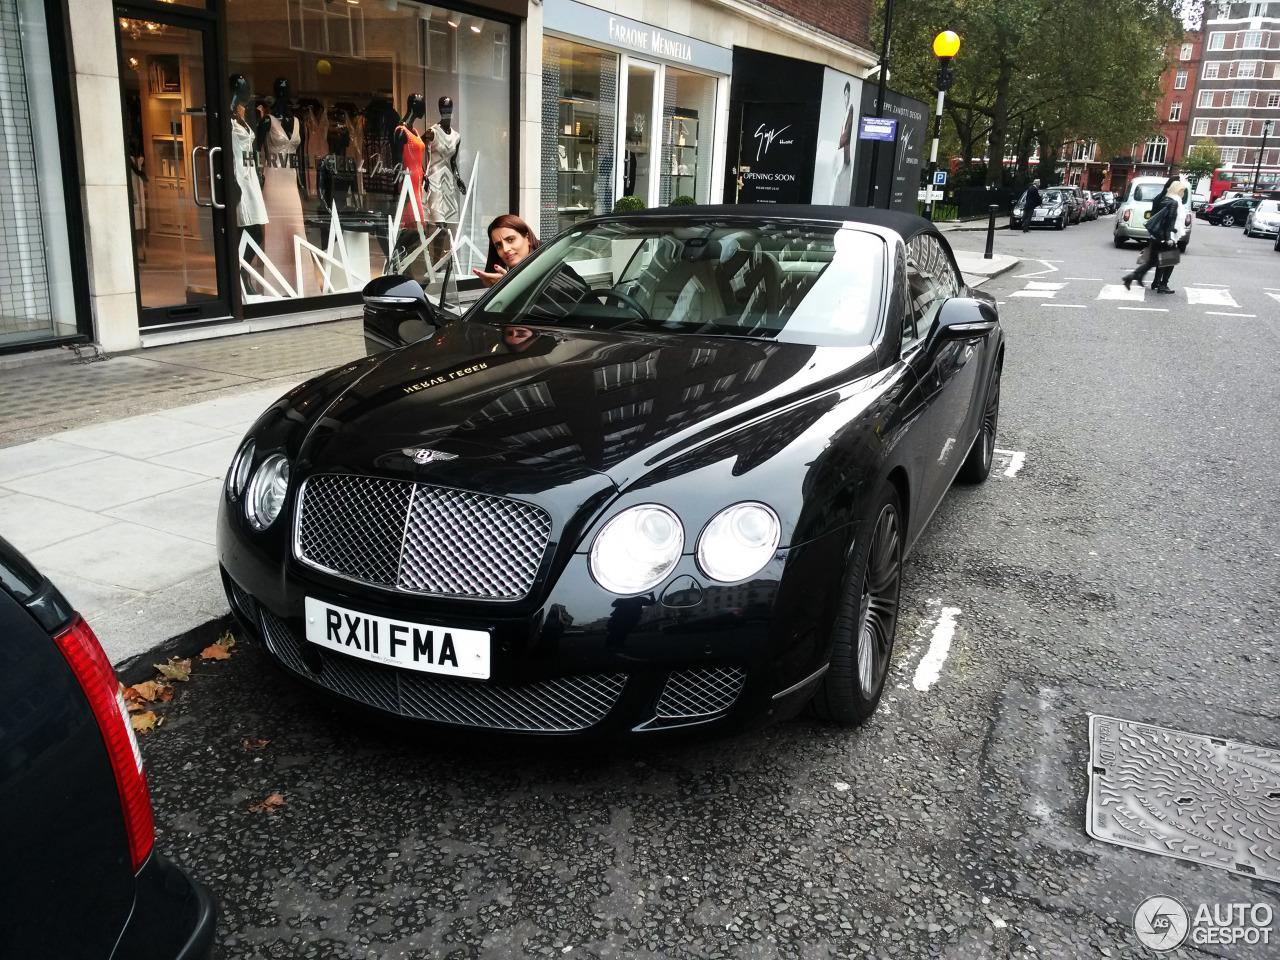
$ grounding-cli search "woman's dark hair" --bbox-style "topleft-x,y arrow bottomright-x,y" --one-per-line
484,215 -> 539,271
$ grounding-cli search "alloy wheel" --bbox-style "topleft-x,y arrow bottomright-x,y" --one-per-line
856,503 -> 901,693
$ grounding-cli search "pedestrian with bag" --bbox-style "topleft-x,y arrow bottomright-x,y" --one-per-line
1123,180 -> 1184,290
1022,179 -> 1041,232
1152,182 -> 1186,294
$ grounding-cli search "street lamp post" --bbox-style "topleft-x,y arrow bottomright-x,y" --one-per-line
923,31 -> 960,221
1252,119 -> 1273,193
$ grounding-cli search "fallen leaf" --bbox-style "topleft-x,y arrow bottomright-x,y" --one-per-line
240,737 -> 271,751
200,643 -> 232,660
131,711 -> 158,734
218,629 -> 237,649
157,685 -> 174,702
249,792 -> 286,813
129,680 -> 171,702
154,657 -> 192,682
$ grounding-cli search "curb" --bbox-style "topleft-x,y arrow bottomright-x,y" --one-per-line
967,258 -> 1021,288
116,614 -> 237,686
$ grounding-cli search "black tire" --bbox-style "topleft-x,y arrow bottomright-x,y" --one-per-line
1244,226 -> 1252,237
957,366 -> 1001,484
1221,214 -> 1235,227
1056,215 -> 1066,230
1113,236 -> 1126,248
809,484 -> 903,726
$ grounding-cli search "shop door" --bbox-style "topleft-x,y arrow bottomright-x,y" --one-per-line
619,59 -> 661,207
117,10 -> 231,327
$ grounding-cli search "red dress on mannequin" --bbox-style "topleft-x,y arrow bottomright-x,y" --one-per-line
397,125 -> 427,230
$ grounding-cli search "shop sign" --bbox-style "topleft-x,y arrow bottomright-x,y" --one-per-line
545,0 -> 733,74
737,101 -> 805,204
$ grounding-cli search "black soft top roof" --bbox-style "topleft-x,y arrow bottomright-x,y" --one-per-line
596,204 -> 940,243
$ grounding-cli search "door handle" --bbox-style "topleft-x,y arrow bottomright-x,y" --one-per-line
206,146 -> 225,209
191,145 -> 209,207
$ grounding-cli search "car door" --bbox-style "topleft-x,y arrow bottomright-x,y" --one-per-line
900,235 -> 985,519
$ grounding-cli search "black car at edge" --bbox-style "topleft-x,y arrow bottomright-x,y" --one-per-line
218,205 -> 1005,741
0,535 -> 216,956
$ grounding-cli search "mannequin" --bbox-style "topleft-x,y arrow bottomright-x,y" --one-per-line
299,97 -> 326,199
424,95 -> 466,225
255,78 -> 308,293
229,74 -> 268,256
393,94 -> 428,229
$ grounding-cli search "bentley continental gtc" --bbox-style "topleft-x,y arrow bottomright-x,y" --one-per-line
217,206 -> 1004,740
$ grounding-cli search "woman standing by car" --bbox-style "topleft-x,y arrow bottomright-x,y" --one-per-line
1124,181 -> 1183,290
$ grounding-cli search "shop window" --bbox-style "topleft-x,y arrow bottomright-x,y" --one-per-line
0,0 -> 78,347
224,0 -> 512,304
541,38 -> 618,239
660,68 -> 717,205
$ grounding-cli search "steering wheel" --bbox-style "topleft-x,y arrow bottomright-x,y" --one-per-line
598,288 -> 650,322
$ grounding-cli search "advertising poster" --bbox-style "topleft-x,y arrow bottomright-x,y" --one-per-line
810,67 -> 864,206
736,101 -> 806,204
853,87 -> 927,212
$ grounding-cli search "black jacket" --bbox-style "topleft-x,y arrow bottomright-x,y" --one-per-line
1024,184 -> 1041,211
1144,195 -> 1179,243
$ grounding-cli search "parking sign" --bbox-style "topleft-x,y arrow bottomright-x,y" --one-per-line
933,171 -> 947,186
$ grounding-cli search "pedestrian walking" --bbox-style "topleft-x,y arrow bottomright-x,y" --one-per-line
1123,180 -> 1183,290
1022,179 -> 1041,232
1152,181 -> 1186,294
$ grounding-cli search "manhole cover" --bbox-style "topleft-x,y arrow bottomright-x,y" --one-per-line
1087,716 -> 1280,882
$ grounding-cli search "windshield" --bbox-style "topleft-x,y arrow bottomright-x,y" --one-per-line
1131,183 -> 1167,202
475,219 -> 886,347
1042,190 -> 1067,202
1257,200 -> 1280,215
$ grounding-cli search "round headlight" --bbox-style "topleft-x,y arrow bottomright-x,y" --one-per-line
245,454 -> 291,531
226,439 -> 256,500
589,504 -> 684,595
697,503 -> 781,583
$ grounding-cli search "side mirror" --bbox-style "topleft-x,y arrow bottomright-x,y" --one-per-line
361,275 -> 443,354
928,296 -> 998,343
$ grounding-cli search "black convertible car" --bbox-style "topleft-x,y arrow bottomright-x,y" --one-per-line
218,206 -> 1004,739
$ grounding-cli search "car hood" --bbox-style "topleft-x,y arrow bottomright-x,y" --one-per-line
296,320 -> 864,489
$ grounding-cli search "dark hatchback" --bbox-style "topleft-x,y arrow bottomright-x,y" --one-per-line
0,535 -> 215,956
218,206 -> 1004,741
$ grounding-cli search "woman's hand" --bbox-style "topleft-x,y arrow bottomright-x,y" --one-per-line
473,264 -> 507,287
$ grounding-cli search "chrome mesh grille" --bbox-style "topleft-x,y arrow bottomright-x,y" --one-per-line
654,667 -> 746,719
228,579 -> 257,621
296,475 -> 552,600
257,609 -> 625,733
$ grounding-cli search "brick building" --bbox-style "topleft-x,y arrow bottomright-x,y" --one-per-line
1185,1 -> 1280,180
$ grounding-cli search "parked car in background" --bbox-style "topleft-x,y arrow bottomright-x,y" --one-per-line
1013,187 -> 1070,229
1114,177 -> 1193,249
1244,199 -> 1280,238
222,206 -> 1005,740
1043,187 -> 1082,224
1203,195 -> 1263,227
0,535 -> 216,958
1080,191 -> 1099,220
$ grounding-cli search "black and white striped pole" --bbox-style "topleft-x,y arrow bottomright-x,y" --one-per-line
923,31 -> 960,221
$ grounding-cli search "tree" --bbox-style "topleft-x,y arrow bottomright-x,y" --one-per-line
1180,138 -> 1221,186
878,0 -> 1184,187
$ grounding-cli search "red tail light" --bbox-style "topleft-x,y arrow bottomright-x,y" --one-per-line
1123,210 -> 1131,222
52,616 -> 155,871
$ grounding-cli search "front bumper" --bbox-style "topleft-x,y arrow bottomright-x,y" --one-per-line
219,522 -> 847,740
1248,221 -> 1280,236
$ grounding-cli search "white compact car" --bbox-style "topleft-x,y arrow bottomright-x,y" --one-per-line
1243,199 -> 1280,238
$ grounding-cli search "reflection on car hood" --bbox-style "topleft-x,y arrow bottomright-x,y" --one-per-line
298,320 -> 864,485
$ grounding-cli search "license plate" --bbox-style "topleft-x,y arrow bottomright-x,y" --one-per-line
304,597 -> 490,679
1032,215 -> 1045,221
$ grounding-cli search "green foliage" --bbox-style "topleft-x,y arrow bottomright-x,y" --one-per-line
669,195 -> 696,206
1180,138 -> 1221,186
613,195 -> 645,211
879,0 -> 1184,187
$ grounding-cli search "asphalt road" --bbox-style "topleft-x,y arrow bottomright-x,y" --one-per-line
139,214 -> 1280,959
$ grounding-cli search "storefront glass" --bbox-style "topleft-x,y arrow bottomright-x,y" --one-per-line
541,37 -> 616,240
660,68 -> 716,205
224,0 -> 512,302
0,0 -> 77,348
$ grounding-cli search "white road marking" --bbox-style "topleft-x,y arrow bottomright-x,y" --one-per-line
913,605 -> 961,692
1014,259 -> 1064,279
1268,293 -> 1280,305
994,448 -> 1026,477
1011,281 -> 1066,299
1118,307 -> 1169,312
1189,283 -> 1229,287
1044,304 -> 1086,308
1024,281 -> 1065,290
1205,312 -> 1257,317
1065,277 -> 1105,281
1098,283 -> 1143,301
1186,287 -> 1238,307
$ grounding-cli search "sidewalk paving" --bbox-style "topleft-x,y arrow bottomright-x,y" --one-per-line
0,251 -> 1020,666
